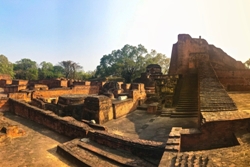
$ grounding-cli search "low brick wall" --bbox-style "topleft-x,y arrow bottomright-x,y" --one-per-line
181,119 -> 250,151
8,92 -> 32,102
39,79 -> 68,89
0,74 -> 11,80
32,86 -> 99,99
0,79 -> 12,87
8,98 -> 165,158
4,85 -> 27,93
112,99 -> 138,119
0,97 -> 9,112
88,130 -> 165,158
9,98 -> 92,138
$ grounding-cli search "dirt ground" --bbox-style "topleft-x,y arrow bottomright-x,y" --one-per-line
104,110 -> 198,142
0,112 -> 77,167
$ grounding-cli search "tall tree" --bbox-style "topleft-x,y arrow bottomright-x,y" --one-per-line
145,50 -> 170,74
96,44 -> 148,83
52,65 -> 65,78
38,61 -> 54,79
96,44 -> 170,83
0,54 -> 14,78
59,60 -> 82,79
14,58 -> 38,80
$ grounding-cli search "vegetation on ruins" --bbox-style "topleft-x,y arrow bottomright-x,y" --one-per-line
95,44 -> 170,83
0,54 -> 15,78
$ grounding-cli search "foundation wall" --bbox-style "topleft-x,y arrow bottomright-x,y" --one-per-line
32,85 -> 99,99
4,85 -> 28,93
0,79 -> 12,87
112,99 -> 138,119
88,130 -> 165,158
181,119 -> 250,151
0,98 -> 9,112
12,80 -> 29,85
8,98 -> 91,138
83,96 -> 113,124
7,98 -> 164,158
215,70 -> 250,91
39,80 -> 68,88
8,92 -> 32,102
0,74 -> 11,80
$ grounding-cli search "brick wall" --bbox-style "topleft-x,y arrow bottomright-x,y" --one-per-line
39,79 -> 68,88
88,130 -> 165,158
169,34 -> 245,75
12,80 -> 28,85
32,85 -> 99,99
4,85 -> 27,93
7,98 -> 165,158
9,98 -> 92,138
0,79 -> 12,87
215,70 -> 250,90
8,92 -> 32,102
83,96 -> 113,124
181,119 -> 249,151
0,98 -> 9,112
112,99 -> 138,119
0,74 -> 11,80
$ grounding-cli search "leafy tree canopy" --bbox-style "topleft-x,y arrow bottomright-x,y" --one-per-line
59,60 -> 82,79
14,58 -> 38,80
0,54 -> 14,78
38,61 -> 54,79
95,44 -> 170,83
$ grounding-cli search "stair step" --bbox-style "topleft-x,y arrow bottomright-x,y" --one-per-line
170,115 -> 198,118
166,138 -> 180,145
168,127 -> 182,138
176,108 -> 197,110
57,138 -> 154,167
165,145 -> 179,152
177,104 -> 197,107
172,112 -> 198,115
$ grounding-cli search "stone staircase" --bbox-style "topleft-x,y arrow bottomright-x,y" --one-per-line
165,127 -> 181,152
199,62 -> 237,111
57,138 -> 157,167
171,73 -> 198,118
159,127 -> 209,167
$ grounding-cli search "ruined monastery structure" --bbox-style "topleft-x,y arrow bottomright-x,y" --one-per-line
1,34 -> 250,166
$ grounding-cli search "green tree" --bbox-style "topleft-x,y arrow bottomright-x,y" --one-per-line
53,65 -> 65,78
76,70 -> 96,80
96,44 -> 170,83
38,61 -> 54,79
145,50 -> 170,74
14,58 -> 38,80
59,60 -> 82,79
0,54 -> 14,78
96,44 -> 148,83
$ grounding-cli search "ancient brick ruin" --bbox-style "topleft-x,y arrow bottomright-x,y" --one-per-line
1,34 -> 250,166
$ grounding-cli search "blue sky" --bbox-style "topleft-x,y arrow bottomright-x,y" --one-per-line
1,0 -> 250,71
